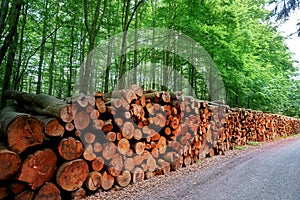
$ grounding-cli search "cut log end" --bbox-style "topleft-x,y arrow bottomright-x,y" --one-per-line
0,149 -> 21,180
17,148 -> 57,189
56,159 -> 89,191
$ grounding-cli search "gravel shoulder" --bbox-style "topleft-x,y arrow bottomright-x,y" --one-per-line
86,135 -> 300,200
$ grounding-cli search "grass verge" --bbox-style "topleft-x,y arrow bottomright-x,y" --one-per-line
247,141 -> 261,146
234,145 -> 247,150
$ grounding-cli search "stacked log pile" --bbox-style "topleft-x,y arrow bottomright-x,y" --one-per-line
0,86 -> 299,199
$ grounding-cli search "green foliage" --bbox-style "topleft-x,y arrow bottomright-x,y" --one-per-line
0,0 -> 299,117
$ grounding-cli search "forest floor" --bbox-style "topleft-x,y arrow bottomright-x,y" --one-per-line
86,135 -> 300,200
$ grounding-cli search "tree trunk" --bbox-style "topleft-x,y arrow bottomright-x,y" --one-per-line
0,0 -> 23,67
48,19 -> 58,96
36,0 -> 49,94
1,33 -> 18,109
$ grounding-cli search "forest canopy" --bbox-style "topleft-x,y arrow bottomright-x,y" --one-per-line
0,0 -> 299,117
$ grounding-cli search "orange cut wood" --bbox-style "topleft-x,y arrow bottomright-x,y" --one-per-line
116,170 -> 131,187
56,159 -> 89,191
34,182 -> 61,200
132,167 -> 144,184
124,157 -> 135,171
108,153 -> 123,177
17,149 -> 57,189
101,171 -> 114,190
71,188 -> 86,200
0,149 -> 21,180
102,142 -> 117,160
122,122 -> 134,139
118,138 -> 130,155
38,117 -> 64,137
0,109 -> 45,154
85,171 -> 102,191
91,157 -> 104,172
15,190 -> 34,200
58,137 -> 83,160
74,111 -> 90,130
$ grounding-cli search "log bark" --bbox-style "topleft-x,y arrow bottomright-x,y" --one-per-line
17,148 -> 57,189
4,90 -> 74,122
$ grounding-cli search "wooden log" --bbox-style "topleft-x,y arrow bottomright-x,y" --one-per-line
65,122 -> 75,132
93,142 -> 103,153
56,159 -> 89,191
74,111 -> 90,130
83,144 -> 96,161
90,109 -> 100,120
147,156 -> 156,172
134,142 -> 145,155
122,122 -> 134,139
85,171 -> 102,191
132,167 -> 144,184
157,136 -> 167,154
118,138 -> 130,155
102,119 -> 114,133
15,190 -> 34,200
0,149 -> 21,180
10,181 -> 26,195
84,132 -> 96,144
107,131 -> 117,142
131,84 -> 143,97
157,159 -> 171,175
134,129 -> 143,140
116,170 -> 131,187
124,157 -> 135,171
17,149 -> 57,189
0,107 -> 45,154
101,171 -> 114,191
34,182 -> 61,200
0,187 -> 9,200
37,116 -> 64,137
133,155 -> 144,166
91,157 -> 105,172
108,153 -> 123,177
58,137 -> 83,160
95,98 -> 107,114
103,142 -> 117,160
71,188 -> 86,200
3,90 -> 74,122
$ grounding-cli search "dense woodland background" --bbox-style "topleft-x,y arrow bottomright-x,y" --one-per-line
0,0 -> 299,117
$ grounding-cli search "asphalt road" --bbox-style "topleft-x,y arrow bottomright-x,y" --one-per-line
143,137 -> 300,200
